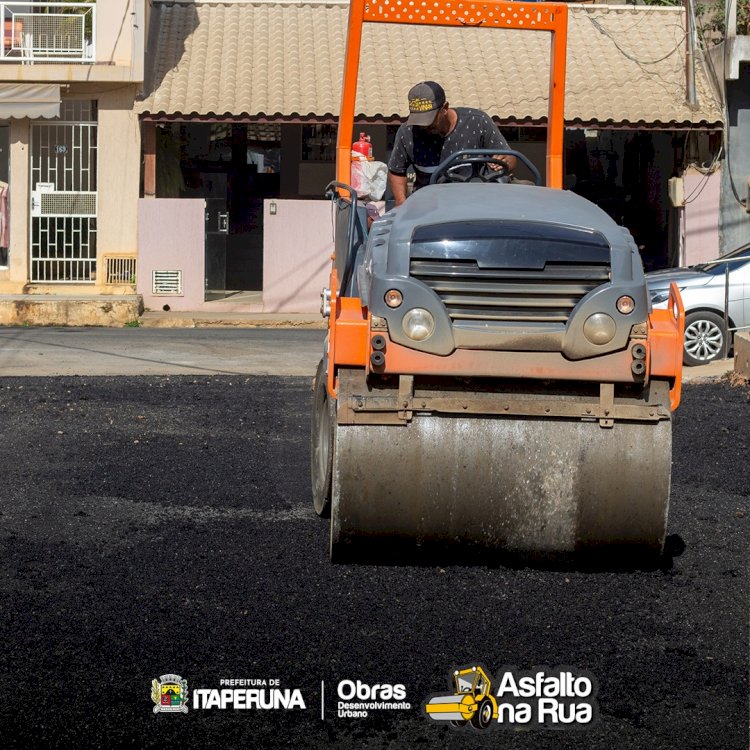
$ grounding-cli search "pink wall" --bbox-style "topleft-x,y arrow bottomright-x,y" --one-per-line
683,166 -> 721,265
263,199 -> 333,313
137,189 -> 718,315
137,199 -> 205,311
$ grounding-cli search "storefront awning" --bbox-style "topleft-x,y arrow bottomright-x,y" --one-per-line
0,84 -> 61,120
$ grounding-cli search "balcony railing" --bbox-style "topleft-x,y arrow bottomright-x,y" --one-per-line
1,2 -> 95,63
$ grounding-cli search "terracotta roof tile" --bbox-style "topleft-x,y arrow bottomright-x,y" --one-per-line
139,2 -> 722,126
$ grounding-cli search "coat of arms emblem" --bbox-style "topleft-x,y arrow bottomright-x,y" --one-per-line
152,673 -> 189,713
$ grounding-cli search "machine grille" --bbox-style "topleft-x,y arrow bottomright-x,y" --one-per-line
410,259 -> 611,323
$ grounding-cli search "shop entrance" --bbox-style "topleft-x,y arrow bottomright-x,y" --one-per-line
156,123 -> 280,301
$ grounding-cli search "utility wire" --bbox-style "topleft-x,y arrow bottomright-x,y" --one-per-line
682,147 -> 722,205
587,14 -> 687,66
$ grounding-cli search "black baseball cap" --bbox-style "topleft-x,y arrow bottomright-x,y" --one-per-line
407,81 -> 446,126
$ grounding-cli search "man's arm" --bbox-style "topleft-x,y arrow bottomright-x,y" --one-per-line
479,111 -> 517,172
388,172 -> 408,206
387,124 -> 412,205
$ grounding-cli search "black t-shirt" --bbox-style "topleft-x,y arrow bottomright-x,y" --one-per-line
387,107 -> 510,190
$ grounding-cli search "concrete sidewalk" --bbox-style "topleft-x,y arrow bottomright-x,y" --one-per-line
1,293 -> 744,384
0,326 -> 739,381
0,295 -> 326,329
133,320 -> 741,383
0,328 -> 326,377
139,311 -> 326,329
681,357 -> 735,382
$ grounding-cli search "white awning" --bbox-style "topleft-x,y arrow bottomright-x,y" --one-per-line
0,84 -> 60,119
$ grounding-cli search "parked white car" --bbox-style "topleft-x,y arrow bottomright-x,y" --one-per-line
646,243 -> 750,366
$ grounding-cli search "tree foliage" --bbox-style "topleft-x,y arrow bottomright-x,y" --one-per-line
642,0 -> 749,40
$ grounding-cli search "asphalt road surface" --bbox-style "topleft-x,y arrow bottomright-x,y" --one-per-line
0,375 -> 747,748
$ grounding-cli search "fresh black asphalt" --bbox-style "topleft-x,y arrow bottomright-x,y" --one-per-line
0,376 -> 747,748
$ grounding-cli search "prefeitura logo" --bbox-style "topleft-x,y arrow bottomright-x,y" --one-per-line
149,674 -> 307,713
151,674 -> 189,714
425,664 -> 599,730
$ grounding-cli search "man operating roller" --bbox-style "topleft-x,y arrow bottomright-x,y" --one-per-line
387,81 -> 518,206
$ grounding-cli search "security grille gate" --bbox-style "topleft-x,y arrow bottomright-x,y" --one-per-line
30,100 -> 97,283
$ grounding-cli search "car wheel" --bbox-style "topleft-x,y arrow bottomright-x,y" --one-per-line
683,311 -> 727,366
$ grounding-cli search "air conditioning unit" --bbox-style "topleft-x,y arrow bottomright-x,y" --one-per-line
668,176 -> 684,208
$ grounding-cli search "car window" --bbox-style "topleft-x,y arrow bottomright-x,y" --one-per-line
694,245 -> 750,273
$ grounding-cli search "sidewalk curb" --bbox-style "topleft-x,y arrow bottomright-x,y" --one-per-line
0,295 -> 143,327
138,312 -> 326,329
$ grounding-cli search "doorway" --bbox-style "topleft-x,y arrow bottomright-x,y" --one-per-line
155,122 -> 281,302
30,100 -> 97,283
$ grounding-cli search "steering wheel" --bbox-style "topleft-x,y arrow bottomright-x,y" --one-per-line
442,156 -> 511,184
429,149 -> 542,186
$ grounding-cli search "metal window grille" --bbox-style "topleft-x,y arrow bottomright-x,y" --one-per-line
104,256 -> 137,285
30,216 -> 96,282
152,270 -> 183,296
30,100 -> 97,283
39,192 -> 96,216
14,13 -> 84,54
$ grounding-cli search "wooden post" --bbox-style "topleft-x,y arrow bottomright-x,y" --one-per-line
142,120 -> 156,198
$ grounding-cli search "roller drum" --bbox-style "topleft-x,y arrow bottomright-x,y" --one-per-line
330,413 -> 671,559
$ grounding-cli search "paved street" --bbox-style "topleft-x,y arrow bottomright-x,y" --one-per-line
0,327 -> 734,380
0,368 -> 746,748
0,328 -> 326,377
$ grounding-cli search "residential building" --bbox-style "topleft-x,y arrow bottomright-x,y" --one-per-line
0,0 -> 147,323
0,1 -> 727,321
137,0 -> 723,315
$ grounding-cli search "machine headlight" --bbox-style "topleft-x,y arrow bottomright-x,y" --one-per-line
649,289 -> 670,305
402,308 -> 435,341
384,289 -> 403,308
616,295 -> 635,315
583,313 -> 616,345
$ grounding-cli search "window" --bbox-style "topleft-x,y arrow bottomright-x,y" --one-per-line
302,125 -> 336,162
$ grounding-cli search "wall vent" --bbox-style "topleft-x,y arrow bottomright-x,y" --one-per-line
152,270 -> 183,296
104,256 -> 136,285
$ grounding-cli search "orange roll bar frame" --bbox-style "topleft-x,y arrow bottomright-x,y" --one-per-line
336,0 -> 569,191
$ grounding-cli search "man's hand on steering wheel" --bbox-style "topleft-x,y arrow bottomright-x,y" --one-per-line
442,155 -> 511,183
429,149 -> 542,186
488,154 -> 513,173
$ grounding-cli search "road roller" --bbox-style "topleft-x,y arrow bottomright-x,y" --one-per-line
312,0 -> 684,561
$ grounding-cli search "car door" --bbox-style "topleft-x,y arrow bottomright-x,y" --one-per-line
740,256 -> 750,330
727,246 -> 750,330
703,248 -> 750,329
